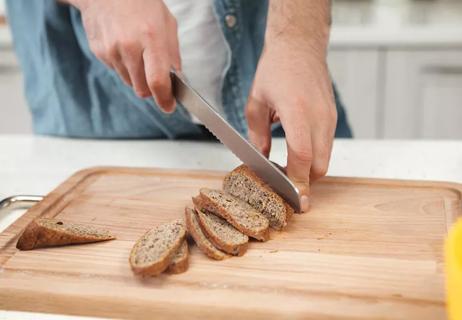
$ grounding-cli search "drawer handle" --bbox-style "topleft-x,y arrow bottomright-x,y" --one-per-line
0,65 -> 20,75
424,65 -> 462,75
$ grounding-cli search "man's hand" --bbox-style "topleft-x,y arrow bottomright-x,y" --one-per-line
68,0 -> 180,112
246,1 -> 337,212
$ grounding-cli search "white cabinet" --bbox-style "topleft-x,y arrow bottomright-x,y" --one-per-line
329,47 -> 462,139
0,47 -> 32,134
328,49 -> 382,138
384,49 -> 462,139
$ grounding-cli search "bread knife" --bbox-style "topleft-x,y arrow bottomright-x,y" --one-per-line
171,70 -> 301,212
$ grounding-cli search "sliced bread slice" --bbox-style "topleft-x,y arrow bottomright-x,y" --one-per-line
16,218 -> 115,250
192,188 -> 269,241
196,208 -> 248,256
184,207 -> 228,260
129,219 -> 186,276
166,240 -> 189,274
223,164 -> 295,230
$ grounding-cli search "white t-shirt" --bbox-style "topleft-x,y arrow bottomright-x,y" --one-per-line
163,0 -> 229,119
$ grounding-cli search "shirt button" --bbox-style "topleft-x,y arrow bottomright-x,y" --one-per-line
225,14 -> 237,28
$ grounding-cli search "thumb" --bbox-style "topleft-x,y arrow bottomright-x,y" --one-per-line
245,96 -> 272,157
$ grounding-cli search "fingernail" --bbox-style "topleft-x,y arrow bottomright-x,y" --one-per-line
162,104 -> 176,114
301,195 -> 310,213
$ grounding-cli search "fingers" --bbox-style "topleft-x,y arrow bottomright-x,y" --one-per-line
143,48 -> 176,112
121,46 -> 150,98
140,11 -> 180,111
280,102 -> 312,213
286,136 -> 312,213
88,23 -> 178,111
309,94 -> 337,181
310,123 -> 335,182
112,58 -> 132,87
245,96 -> 272,157
168,18 -> 182,72
92,38 -> 152,98
271,111 -> 280,123
104,42 -> 176,112
81,0 -> 183,113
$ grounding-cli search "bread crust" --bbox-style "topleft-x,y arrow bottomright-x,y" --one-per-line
196,208 -> 248,256
192,191 -> 269,241
166,241 -> 189,274
184,207 -> 228,260
223,164 -> 295,229
129,219 -> 186,277
16,218 -> 115,251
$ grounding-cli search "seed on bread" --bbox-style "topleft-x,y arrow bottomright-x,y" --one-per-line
196,208 -> 248,256
192,188 -> 269,241
185,207 -> 229,260
16,218 -> 115,250
223,165 -> 294,230
129,219 -> 186,277
166,240 -> 189,274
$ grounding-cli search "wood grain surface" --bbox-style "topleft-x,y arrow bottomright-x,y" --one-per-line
0,166 -> 460,319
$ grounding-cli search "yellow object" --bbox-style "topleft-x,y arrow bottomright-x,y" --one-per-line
446,218 -> 462,320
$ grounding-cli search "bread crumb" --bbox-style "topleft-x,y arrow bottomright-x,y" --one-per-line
269,249 -> 278,253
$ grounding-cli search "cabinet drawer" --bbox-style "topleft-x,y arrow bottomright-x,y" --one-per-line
384,49 -> 462,139
328,49 -> 381,138
0,47 -> 32,134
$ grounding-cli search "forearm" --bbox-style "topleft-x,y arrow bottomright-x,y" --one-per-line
266,0 -> 331,58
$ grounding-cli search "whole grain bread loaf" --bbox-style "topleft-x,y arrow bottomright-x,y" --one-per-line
223,165 -> 294,230
192,188 -> 269,241
184,207 -> 229,260
196,208 -> 248,256
129,219 -> 186,276
16,218 -> 115,250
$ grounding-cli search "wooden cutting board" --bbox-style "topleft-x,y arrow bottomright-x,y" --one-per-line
0,167 -> 460,319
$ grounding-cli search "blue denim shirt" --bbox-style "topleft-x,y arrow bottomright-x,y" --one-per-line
6,0 -> 352,139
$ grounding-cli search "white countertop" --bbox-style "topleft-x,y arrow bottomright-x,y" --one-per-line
1,134 -> 462,319
2,135 -> 462,201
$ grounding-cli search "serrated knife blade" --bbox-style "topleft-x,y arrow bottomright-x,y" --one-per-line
171,70 -> 301,212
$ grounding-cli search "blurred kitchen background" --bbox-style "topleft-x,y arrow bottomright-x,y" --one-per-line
0,0 -> 461,139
